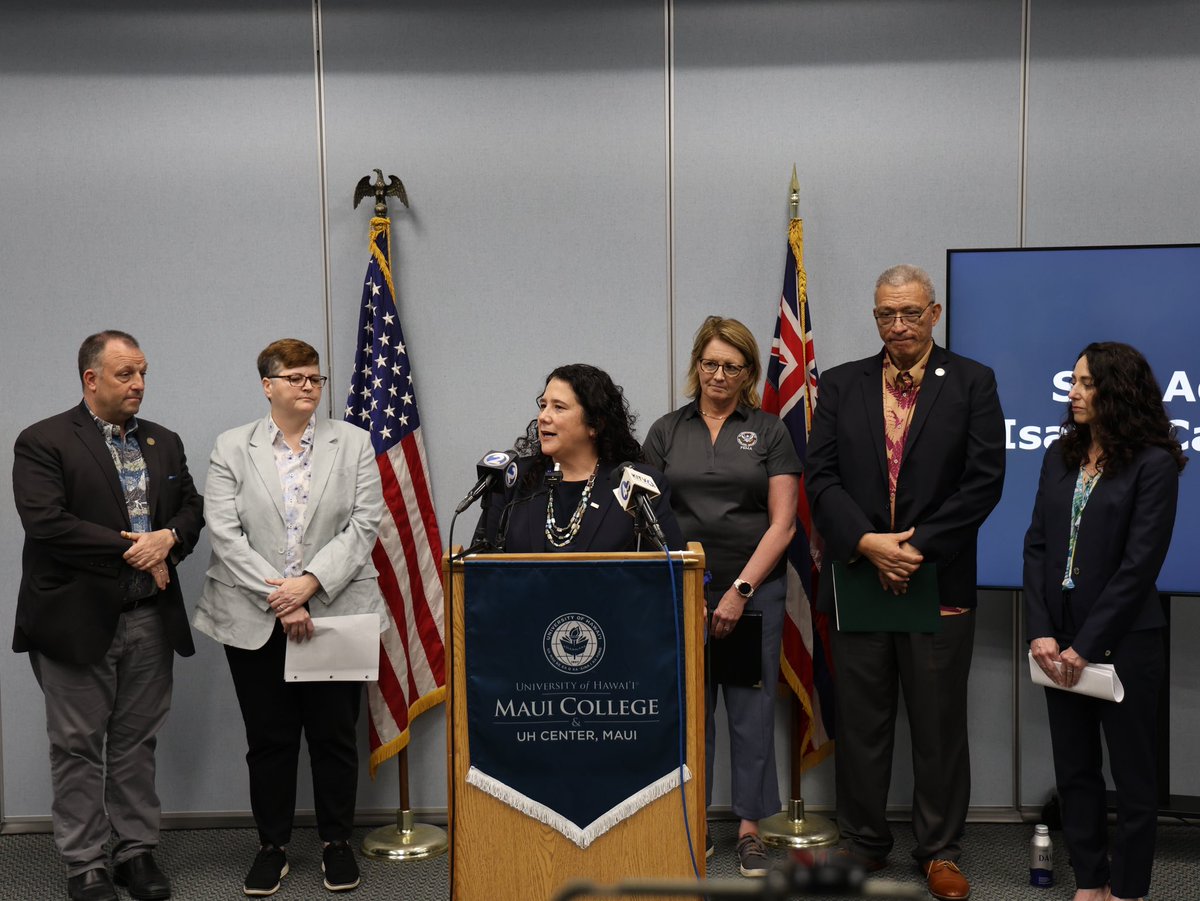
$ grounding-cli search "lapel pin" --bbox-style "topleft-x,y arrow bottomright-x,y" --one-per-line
146,437 -> 156,446
934,368 -> 945,377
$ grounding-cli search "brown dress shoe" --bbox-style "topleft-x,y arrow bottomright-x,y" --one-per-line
923,859 -> 970,900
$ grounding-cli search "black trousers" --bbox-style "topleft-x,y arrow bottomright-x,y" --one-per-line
225,622 -> 363,847
831,611 -> 975,865
1045,627 -> 1163,899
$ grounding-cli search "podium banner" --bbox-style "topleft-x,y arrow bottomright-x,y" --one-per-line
463,559 -> 688,848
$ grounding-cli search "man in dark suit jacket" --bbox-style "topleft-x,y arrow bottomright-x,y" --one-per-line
13,330 -> 204,901
805,265 -> 1005,901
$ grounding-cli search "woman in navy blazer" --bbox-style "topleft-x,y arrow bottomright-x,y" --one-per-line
476,363 -> 683,553
1024,342 -> 1186,901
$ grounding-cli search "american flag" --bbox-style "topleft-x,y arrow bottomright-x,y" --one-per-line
761,214 -> 835,771
344,215 -> 446,777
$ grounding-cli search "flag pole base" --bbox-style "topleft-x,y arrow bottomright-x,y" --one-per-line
759,798 -> 839,849
361,808 -> 448,861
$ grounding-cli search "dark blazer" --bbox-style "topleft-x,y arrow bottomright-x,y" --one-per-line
1023,444 -> 1177,663
476,458 -> 685,553
805,345 -> 1006,610
13,402 -> 204,664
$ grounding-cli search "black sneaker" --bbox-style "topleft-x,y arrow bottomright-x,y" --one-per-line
243,846 -> 288,897
322,841 -> 361,892
736,833 -> 769,878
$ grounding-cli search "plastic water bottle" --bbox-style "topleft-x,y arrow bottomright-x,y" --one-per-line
1030,823 -> 1053,887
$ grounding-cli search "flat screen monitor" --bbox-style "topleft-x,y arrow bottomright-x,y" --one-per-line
946,244 -> 1199,595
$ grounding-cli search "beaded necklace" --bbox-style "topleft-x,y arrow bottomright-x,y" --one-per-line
545,463 -> 599,548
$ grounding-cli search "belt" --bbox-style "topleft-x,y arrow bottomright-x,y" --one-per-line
121,595 -> 159,613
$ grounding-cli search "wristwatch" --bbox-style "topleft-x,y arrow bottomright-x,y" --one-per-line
733,579 -> 755,599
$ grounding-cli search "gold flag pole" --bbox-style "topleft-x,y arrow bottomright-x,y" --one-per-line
361,747 -> 448,861
350,171 -> 447,861
759,167 -> 839,851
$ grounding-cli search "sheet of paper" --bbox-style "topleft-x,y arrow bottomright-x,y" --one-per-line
283,613 -> 381,682
1027,650 -> 1124,702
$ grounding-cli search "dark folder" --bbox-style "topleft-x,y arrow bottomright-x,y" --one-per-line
708,610 -> 763,687
832,559 -> 941,633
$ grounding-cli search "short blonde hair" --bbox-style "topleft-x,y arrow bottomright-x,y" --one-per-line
685,316 -> 761,408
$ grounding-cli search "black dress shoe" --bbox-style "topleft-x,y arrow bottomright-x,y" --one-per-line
67,869 -> 117,901
113,852 -> 171,900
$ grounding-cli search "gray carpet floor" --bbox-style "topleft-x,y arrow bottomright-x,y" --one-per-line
1,819 -> 1196,900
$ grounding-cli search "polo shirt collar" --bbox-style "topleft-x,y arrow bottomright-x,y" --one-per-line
685,399 -> 751,421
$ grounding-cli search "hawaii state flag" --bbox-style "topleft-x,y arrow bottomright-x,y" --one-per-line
761,213 -> 835,771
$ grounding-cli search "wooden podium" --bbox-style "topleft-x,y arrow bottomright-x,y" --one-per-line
444,544 -> 707,901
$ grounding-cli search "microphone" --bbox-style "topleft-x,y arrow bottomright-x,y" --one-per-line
492,465 -> 556,549
454,449 -> 518,514
493,467 -> 556,552
610,462 -> 668,551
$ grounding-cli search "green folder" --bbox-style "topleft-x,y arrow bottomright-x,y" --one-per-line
832,559 -> 942,633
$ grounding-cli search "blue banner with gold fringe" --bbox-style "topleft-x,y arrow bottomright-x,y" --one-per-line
464,558 -> 688,848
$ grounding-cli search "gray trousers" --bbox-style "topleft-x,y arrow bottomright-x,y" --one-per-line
30,605 -> 174,877
705,577 -> 786,822
831,610 -> 975,865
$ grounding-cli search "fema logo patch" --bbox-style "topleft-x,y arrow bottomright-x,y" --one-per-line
505,461 -> 519,488
544,613 -> 606,674
736,430 -> 758,449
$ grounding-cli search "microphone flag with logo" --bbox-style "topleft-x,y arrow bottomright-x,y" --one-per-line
455,449 -> 518,514
610,462 -> 667,550
344,215 -> 446,776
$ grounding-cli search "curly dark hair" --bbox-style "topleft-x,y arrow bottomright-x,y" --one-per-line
523,364 -> 643,485
1059,342 -> 1187,477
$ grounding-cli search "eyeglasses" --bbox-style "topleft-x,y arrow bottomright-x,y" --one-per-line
873,303 -> 934,326
267,374 -> 329,388
698,359 -> 747,377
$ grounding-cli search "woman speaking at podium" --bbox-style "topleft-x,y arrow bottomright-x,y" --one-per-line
476,363 -> 683,553
1025,342 -> 1185,901
643,317 -> 802,878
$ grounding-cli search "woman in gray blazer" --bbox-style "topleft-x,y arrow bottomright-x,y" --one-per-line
193,339 -> 386,896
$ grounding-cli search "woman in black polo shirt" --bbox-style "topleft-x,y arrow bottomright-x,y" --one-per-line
643,317 -> 802,877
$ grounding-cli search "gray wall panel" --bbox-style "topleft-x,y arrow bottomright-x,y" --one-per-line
1169,600 -> 1200,797
672,0 -> 1023,387
1025,0 -> 1200,246
672,0 -> 1023,808
1019,0 -> 1200,805
0,1 -> 328,818
3,0 -> 1199,829
317,0 -> 671,811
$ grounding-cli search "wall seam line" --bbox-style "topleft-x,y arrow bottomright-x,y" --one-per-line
312,0 -> 335,417
1017,0 -> 1031,249
665,0 -> 677,411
